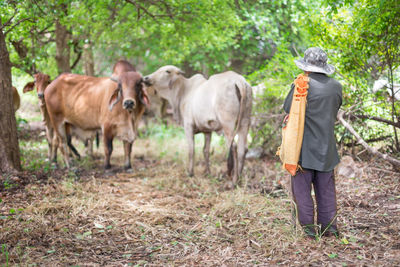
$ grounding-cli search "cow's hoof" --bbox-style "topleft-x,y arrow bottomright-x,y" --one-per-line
125,168 -> 134,173
104,168 -> 115,175
223,181 -> 235,190
104,164 -> 112,170
124,164 -> 132,170
188,171 -> 194,177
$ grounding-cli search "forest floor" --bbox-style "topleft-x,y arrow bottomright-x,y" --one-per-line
1,122 -> 400,266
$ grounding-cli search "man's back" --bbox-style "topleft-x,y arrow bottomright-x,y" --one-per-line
284,72 -> 342,171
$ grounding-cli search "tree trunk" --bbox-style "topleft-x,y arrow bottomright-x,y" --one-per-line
55,20 -> 71,74
83,42 -> 94,76
0,26 -> 21,173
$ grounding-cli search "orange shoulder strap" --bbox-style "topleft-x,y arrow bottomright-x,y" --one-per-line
276,73 -> 309,176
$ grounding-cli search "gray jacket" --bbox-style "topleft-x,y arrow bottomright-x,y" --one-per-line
283,72 -> 342,172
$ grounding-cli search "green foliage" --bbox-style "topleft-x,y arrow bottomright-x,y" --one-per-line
306,0 -> 400,152
247,46 -> 300,152
247,45 -> 300,95
2,0 -> 312,77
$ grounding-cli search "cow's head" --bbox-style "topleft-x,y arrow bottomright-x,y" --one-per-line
109,71 -> 149,111
23,73 -> 51,102
143,65 -> 184,94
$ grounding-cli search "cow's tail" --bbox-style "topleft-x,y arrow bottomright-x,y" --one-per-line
227,79 -> 250,175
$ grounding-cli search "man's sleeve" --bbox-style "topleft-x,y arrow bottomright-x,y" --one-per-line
283,83 -> 295,113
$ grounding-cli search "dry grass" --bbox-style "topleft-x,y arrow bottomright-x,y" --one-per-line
1,126 -> 400,266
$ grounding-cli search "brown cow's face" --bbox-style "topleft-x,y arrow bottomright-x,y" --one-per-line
23,73 -> 51,103
34,73 -> 51,99
109,71 -> 149,111
143,65 -> 184,92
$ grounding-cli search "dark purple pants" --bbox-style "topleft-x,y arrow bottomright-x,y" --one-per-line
291,169 -> 337,231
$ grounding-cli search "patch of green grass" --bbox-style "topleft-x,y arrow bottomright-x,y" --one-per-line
1,243 -> 9,266
2,177 -> 17,190
139,122 -> 226,162
19,139 -> 52,172
140,122 -> 184,140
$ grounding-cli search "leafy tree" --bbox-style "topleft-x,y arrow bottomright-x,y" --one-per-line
307,0 -> 400,153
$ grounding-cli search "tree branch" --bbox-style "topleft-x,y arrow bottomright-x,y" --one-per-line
32,0 -> 48,16
343,135 -> 392,147
4,18 -> 33,36
125,0 -> 160,23
125,0 -> 182,21
70,51 -> 82,70
1,11 -> 17,30
349,113 -> 400,128
70,41 -> 82,70
338,110 -> 400,168
157,0 -> 174,19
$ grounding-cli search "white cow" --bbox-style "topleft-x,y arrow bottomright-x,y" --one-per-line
143,66 -> 253,186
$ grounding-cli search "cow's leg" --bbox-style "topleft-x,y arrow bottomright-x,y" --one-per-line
237,123 -> 250,176
103,127 -> 113,169
223,127 -> 238,188
50,132 -> 58,164
65,123 -> 81,160
203,132 -> 211,175
55,123 -> 71,168
231,142 -> 239,185
160,98 -> 168,124
46,126 -> 53,161
184,126 -> 195,177
84,137 -> 93,157
123,140 -> 133,170
88,137 -> 93,157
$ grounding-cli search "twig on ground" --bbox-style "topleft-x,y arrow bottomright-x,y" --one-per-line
368,167 -> 399,175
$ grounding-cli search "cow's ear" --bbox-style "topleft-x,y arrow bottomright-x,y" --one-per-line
168,73 -> 183,90
108,85 -> 122,111
140,87 -> 150,107
23,82 -> 35,93
110,76 -> 119,83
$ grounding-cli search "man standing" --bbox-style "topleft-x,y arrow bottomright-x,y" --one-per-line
283,47 -> 342,238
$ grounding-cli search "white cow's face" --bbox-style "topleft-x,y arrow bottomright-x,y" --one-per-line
143,65 -> 184,93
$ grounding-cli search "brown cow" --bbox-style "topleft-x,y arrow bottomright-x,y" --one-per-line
23,73 -> 55,160
45,68 -> 149,169
12,86 -> 20,112
23,73 -> 96,161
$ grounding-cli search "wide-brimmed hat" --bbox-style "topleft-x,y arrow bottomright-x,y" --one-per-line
294,47 -> 335,75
